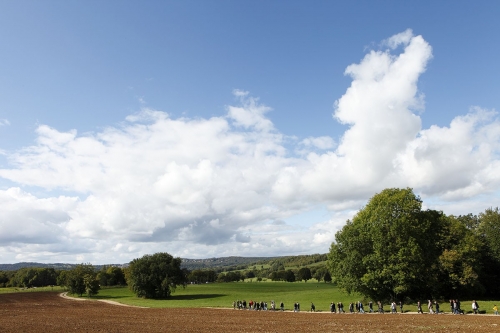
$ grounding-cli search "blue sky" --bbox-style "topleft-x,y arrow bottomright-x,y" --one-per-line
0,1 -> 499,264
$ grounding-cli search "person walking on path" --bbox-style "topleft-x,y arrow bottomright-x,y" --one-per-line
493,305 -> 498,315
359,301 -> 365,314
417,301 -> 423,314
399,301 -> 403,314
377,301 -> 384,313
472,300 -> 479,314
428,300 -> 434,314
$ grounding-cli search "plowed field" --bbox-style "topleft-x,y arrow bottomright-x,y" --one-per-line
0,292 -> 499,332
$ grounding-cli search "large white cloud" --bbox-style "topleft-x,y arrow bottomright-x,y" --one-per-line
0,30 -> 499,263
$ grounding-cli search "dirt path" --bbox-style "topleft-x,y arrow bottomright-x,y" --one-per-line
59,291 -> 148,308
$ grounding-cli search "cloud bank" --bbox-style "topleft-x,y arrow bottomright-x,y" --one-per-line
1,30 -> 499,263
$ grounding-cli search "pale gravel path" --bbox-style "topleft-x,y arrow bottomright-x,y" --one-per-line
59,292 -> 148,308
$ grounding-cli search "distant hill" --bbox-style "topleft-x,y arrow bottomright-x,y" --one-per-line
0,254 -> 327,272
0,262 -> 122,271
180,256 -> 278,270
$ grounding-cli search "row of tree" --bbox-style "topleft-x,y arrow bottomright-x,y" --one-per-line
1,255 -> 334,299
1,265 -> 126,296
328,188 -> 500,302
0,267 -> 58,288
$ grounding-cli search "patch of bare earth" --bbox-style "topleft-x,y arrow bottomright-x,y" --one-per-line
0,292 -> 498,332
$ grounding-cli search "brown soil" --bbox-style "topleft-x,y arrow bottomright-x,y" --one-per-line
1,292 -> 499,332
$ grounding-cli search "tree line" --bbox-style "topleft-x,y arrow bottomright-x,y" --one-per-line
0,252 -> 333,300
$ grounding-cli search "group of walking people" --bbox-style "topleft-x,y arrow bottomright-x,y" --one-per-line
233,298 -> 497,314
233,300 -> 285,311
416,300 -> 440,314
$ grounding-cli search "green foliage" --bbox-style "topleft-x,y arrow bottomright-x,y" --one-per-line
269,261 -> 285,272
57,270 -> 69,287
297,267 -> 312,282
217,271 -> 244,282
329,188 -> 448,300
327,188 -> 500,300
0,271 -> 10,287
270,269 -> 295,282
323,271 -> 332,283
436,215 -> 484,297
477,207 -> 500,297
267,254 -> 327,270
187,269 -> 217,283
478,207 -> 500,262
84,273 -> 100,297
63,263 -> 100,297
97,266 -> 126,286
127,252 -> 186,299
9,268 -> 57,288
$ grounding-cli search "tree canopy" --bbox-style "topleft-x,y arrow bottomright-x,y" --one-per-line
126,252 -> 186,299
60,263 -> 100,297
297,267 -> 312,282
327,188 -> 486,301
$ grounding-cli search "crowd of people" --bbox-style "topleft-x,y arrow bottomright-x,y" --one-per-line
232,299 -> 499,314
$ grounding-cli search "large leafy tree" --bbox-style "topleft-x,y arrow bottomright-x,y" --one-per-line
328,188 -> 443,301
127,252 -> 186,299
63,264 -> 100,297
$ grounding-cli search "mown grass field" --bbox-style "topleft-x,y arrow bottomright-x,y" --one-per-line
87,282 -> 358,310
80,283 -> 500,314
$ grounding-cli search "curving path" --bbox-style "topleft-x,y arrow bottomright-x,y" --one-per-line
59,292 -> 148,308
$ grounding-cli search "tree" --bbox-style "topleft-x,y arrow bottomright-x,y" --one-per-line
284,270 -> 295,282
127,252 -> 186,299
269,269 -> 295,282
10,268 -> 58,288
84,274 -> 100,297
478,207 -> 500,262
246,271 -> 256,279
477,207 -> 500,297
97,269 -> 111,286
64,264 -> 100,297
297,267 -> 312,282
312,266 -> 328,282
0,271 -> 10,287
97,266 -> 126,286
269,261 -> 285,272
328,188 -> 443,300
435,215 -> 484,297
323,271 -> 332,283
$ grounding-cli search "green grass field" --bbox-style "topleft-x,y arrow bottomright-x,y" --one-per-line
85,282 -> 358,310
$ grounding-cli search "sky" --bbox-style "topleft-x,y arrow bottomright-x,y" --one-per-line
0,1 -> 499,264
